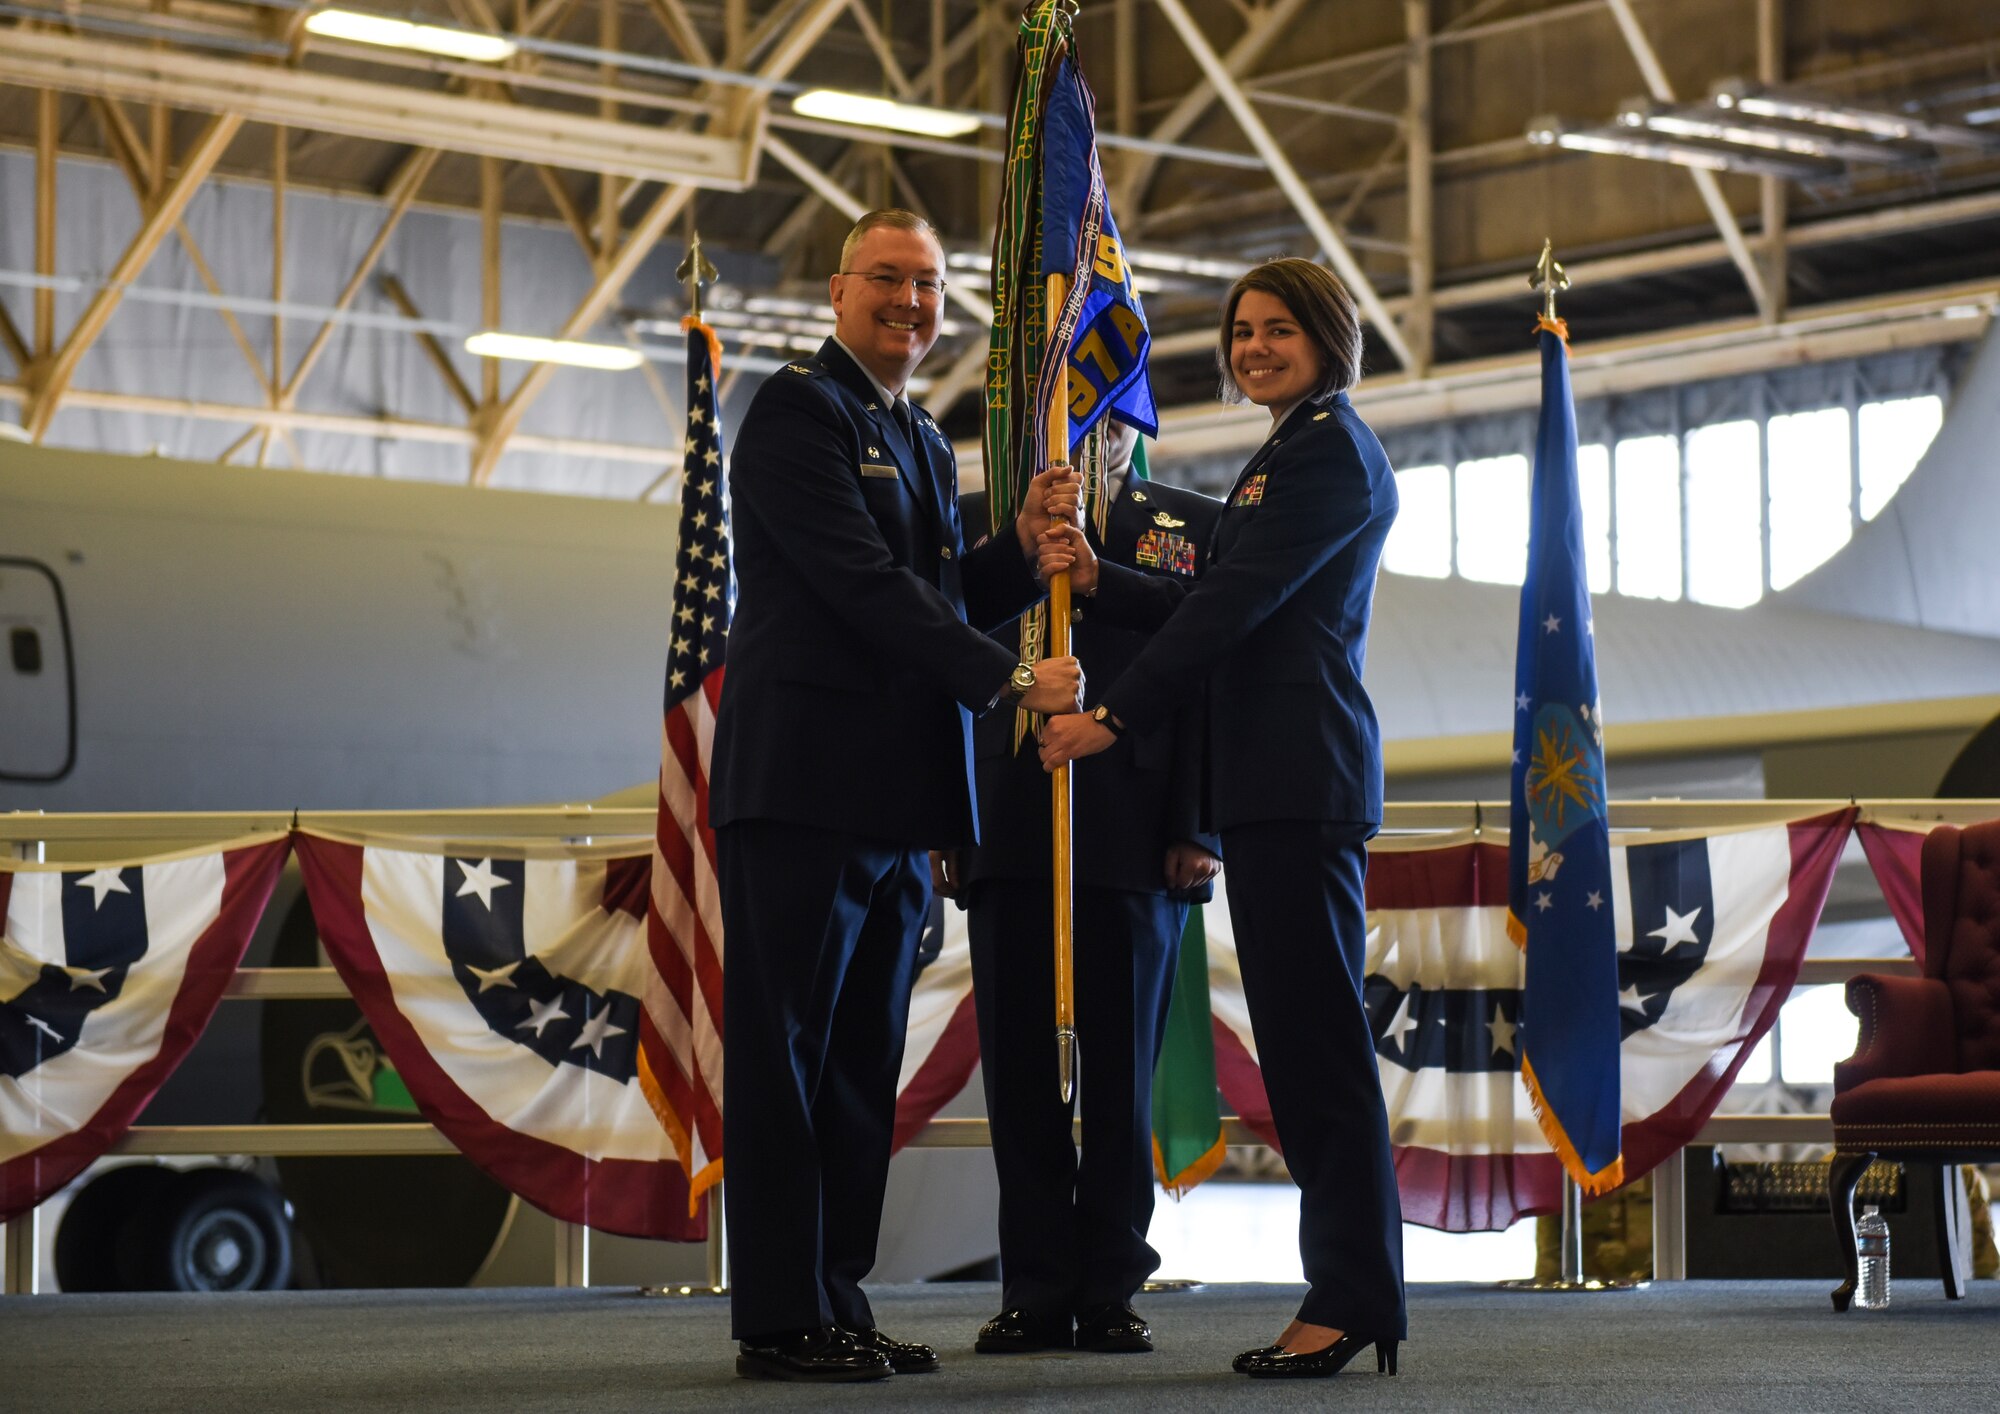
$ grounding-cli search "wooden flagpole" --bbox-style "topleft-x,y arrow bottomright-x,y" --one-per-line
1046,272 -> 1078,1103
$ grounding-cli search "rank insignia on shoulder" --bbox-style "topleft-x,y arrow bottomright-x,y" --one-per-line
1129,489 -> 1148,503
1152,510 -> 1187,529
784,363 -> 813,375
1313,410 -> 1331,421
1135,528 -> 1197,575
1233,474 -> 1268,507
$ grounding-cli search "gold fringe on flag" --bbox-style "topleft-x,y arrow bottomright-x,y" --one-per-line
1152,1132 -> 1227,1200
638,1044 -> 724,1216
1520,1053 -> 1626,1197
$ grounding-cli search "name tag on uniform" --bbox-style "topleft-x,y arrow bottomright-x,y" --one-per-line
1135,528 -> 1196,575
1233,474 -> 1267,507
859,463 -> 899,479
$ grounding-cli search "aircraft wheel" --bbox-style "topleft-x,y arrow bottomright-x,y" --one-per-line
53,1164 -> 179,1292
122,1168 -> 295,1292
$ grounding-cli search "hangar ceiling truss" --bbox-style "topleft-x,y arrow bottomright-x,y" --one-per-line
0,0 -> 1993,487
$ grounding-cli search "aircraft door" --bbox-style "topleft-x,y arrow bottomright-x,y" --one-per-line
0,557 -> 76,781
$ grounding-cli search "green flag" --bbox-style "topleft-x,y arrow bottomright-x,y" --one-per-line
1151,904 -> 1225,1195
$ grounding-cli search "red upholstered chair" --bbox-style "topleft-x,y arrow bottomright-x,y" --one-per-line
1828,819 -> 2000,1312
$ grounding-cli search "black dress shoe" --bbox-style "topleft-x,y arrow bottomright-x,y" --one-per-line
1073,1302 -> 1153,1353
1238,1332 -> 1399,1379
1231,1344 -> 1281,1372
736,1327 -> 893,1382
974,1308 -> 1073,1353
847,1327 -> 940,1374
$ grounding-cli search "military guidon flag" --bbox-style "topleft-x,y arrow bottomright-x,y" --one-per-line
1,838 -> 290,1224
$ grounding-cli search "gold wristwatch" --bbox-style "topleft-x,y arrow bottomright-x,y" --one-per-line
1091,704 -> 1125,736
1005,661 -> 1038,703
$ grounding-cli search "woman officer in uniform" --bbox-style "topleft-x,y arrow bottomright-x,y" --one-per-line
1037,257 -> 1405,1380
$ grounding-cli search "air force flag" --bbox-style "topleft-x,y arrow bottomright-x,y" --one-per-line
293,833 -> 704,1241
1,837 -> 290,1223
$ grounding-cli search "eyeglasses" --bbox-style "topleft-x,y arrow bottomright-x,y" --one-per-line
839,270 -> 948,300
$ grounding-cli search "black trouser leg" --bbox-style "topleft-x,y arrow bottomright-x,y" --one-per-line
1221,820 -> 1407,1340
718,819 -> 927,1341
968,881 -> 1182,1316
1073,888 -> 1182,1311
817,849 -> 930,1330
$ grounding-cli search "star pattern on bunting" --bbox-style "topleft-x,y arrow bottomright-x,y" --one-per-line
74,868 -> 132,910
455,859 -> 511,910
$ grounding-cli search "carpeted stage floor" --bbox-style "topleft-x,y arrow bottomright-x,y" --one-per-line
3,1280 -> 1990,1412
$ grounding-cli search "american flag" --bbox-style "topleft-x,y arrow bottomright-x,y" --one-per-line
638,316 -> 729,1213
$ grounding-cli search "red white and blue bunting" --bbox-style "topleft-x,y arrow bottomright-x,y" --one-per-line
1204,809 -> 1857,1230
0,837 -> 290,1224
0,807 -> 1934,1239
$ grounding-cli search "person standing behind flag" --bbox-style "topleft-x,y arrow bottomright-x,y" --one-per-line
710,208 -> 1086,1383
1039,258 -> 1406,1380
942,424 -> 1222,1357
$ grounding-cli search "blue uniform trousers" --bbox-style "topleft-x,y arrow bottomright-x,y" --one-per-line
1221,820 -> 1408,1339
966,880 -> 1184,1318
717,819 -> 930,1340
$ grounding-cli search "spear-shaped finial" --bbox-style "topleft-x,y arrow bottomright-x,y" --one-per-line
677,232 -> 719,322
1529,238 -> 1569,324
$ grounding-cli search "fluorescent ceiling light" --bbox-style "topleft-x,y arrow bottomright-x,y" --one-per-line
465,332 -> 642,370
791,89 -> 981,138
306,9 -> 517,63
1711,79 -> 2000,152
1616,101 -> 1922,166
1527,115 -> 1840,181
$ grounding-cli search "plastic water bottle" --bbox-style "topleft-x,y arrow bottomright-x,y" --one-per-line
1855,1205 -> 1891,1310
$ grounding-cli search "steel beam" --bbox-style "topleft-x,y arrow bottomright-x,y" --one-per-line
1603,0 -> 1772,321
88,96 -> 274,405
764,134 -> 996,327
25,110 -> 244,441
958,278 -> 1995,473
381,276 -> 479,416
1118,0 -> 1309,210
1758,0 -> 1788,325
0,381 -> 679,465
1149,0 -> 1416,371
35,87 -> 56,357
0,301 -> 28,374
280,150 -> 442,410
0,29 -> 757,189
1404,0 -> 1434,377
466,0 -> 849,484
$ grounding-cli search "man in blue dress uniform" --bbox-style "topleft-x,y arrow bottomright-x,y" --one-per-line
947,434 -> 1222,1355
710,209 -> 1086,1382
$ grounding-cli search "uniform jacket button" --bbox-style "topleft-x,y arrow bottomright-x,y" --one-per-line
940,545 -> 956,560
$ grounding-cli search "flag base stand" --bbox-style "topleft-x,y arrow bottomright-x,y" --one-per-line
1498,1176 -> 1647,1294
1496,1276 -> 1646,1293
640,1183 -> 730,1298
1141,1279 -> 1206,1294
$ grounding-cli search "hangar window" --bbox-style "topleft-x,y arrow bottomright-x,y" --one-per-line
1684,420 -> 1763,609
1767,407 -> 1852,591
1452,454 -> 1529,586
1383,463 -> 1450,578
1578,444 -> 1612,594
1613,435 -> 1682,601
1858,394 -> 1943,521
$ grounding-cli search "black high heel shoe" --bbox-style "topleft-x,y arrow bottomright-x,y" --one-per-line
1238,1332 -> 1399,1379
1230,1345 -> 1280,1373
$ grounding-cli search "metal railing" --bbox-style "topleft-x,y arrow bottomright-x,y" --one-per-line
6,797 -> 1992,1295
